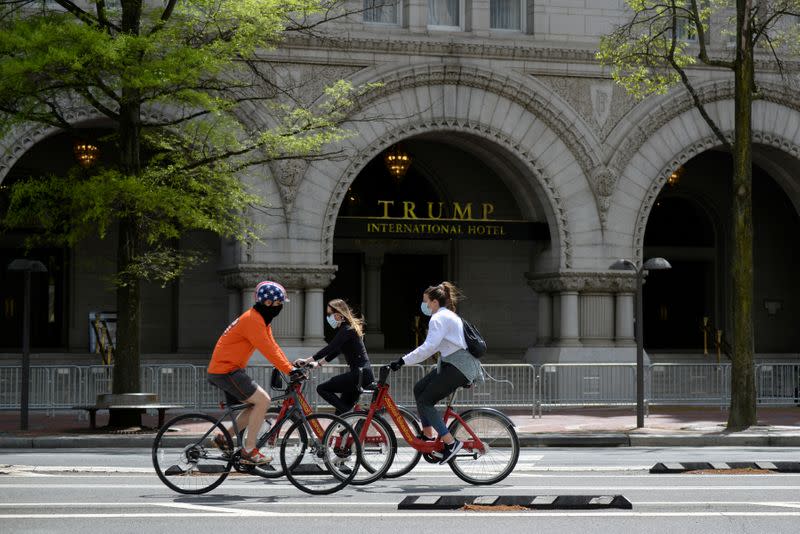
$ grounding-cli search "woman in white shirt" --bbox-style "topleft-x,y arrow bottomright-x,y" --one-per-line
389,282 -> 482,464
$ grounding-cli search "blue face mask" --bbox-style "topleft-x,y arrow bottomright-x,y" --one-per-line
326,314 -> 340,329
420,302 -> 432,316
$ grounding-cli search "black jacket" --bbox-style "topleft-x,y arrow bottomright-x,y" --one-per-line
312,324 -> 371,370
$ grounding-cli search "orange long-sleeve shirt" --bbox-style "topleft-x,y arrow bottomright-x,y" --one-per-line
208,308 -> 293,374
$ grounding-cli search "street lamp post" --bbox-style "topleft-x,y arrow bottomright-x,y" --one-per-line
7,259 -> 48,431
610,257 -> 671,428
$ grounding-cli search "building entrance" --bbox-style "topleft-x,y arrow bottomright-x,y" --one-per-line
380,254 -> 446,350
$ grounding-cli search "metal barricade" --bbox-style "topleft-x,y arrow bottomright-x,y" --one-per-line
0,366 -> 20,408
47,366 -> 83,411
454,364 -> 537,416
648,363 -> 730,407
143,364 -> 197,408
85,366 -> 113,405
538,363 -> 636,414
756,363 -> 800,406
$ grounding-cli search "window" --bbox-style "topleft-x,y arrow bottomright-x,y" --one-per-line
364,0 -> 400,25
490,0 -> 521,31
428,0 -> 460,28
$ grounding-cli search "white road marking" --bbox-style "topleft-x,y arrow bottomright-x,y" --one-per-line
2,483 -> 800,490
2,512 -> 800,518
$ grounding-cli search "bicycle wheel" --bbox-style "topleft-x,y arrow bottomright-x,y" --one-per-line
447,409 -> 519,485
280,413 -> 361,495
339,411 -> 395,485
152,413 -> 233,494
383,407 -> 422,479
246,407 -> 305,479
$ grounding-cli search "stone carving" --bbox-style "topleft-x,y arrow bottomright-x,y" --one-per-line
526,272 -> 638,294
218,264 -> 337,291
320,118 -> 572,270
536,75 -> 637,140
269,158 -> 309,217
590,82 -> 614,128
285,35 -> 600,64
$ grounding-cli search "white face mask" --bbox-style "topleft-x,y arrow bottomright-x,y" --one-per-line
326,314 -> 340,329
420,302 -> 432,316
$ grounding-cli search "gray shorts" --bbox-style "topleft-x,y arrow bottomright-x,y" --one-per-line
207,369 -> 258,405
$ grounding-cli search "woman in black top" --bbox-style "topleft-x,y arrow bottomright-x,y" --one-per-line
295,299 -> 373,415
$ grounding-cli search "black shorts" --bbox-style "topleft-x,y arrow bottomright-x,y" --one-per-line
207,369 -> 258,405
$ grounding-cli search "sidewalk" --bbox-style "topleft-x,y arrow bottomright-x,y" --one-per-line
0,406 -> 798,448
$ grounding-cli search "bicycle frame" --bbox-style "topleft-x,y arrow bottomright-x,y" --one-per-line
208,379 -> 326,451
357,366 -> 486,455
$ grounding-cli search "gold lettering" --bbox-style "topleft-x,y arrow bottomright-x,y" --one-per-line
481,203 -> 495,221
427,202 -> 444,219
453,202 -> 473,220
377,200 -> 394,218
403,201 -> 418,219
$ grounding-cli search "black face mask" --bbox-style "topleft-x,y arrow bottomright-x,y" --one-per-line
255,302 -> 283,325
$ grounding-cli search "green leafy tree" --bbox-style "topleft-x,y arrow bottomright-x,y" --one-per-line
598,0 -> 800,429
0,0 -> 373,426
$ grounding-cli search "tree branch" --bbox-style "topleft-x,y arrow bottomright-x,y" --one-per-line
689,0 -> 735,69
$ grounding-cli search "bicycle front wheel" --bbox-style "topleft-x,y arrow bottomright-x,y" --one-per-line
152,413 -> 233,494
246,407 -> 305,479
339,411 -> 395,485
383,407 -> 422,479
280,414 -> 361,495
447,409 -> 519,485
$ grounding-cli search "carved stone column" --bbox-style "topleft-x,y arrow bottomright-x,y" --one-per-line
558,290 -> 581,346
579,293 -> 614,346
615,292 -> 636,346
363,253 -> 385,350
406,0 -> 427,32
536,293 -> 552,345
304,288 -> 325,345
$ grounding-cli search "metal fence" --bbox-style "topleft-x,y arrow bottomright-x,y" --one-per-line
0,361 -> 798,416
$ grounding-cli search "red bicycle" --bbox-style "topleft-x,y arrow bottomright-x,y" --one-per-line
341,365 -> 519,485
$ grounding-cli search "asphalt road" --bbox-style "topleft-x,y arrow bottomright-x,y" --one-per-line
2,448 -> 800,533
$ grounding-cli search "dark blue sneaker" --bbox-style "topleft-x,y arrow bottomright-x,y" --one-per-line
438,439 -> 462,465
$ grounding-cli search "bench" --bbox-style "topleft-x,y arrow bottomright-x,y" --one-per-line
72,393 -> 184,429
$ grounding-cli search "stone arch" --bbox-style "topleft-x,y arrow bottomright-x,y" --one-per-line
319,118 -> 572,269
290,67 -> 608,271
612,94 -> 800,261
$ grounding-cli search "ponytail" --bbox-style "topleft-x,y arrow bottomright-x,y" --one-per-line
424,281 -> 463,312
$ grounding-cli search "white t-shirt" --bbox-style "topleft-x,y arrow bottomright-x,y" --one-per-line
402,308 -> 467,365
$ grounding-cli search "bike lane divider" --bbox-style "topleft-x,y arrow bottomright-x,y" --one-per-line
650,462 -> 800,474
398,494 -> 633,510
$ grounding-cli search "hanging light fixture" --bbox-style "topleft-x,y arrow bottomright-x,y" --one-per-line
667,165 -> 684,187
384,144 -> 411,182
74,141 -> 99,168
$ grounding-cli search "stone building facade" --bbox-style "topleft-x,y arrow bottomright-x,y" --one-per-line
2,1 -> 799,364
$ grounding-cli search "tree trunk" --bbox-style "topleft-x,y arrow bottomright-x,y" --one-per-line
109,0 -> 144,428
727,0 -> 757,430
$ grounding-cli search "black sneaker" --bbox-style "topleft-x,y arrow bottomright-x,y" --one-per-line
438,439 -> 462,465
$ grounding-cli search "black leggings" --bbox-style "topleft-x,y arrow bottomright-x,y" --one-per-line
413,363 -> 469,436
316,367 -> 373,415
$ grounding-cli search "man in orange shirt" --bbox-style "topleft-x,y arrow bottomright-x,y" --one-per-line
207,281 -> 298,464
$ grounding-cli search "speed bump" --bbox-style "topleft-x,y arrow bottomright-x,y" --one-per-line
398,495 -> 632,510
650,461 -> 800,473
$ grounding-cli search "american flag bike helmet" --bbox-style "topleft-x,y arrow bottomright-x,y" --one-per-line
255,281 -> 289,304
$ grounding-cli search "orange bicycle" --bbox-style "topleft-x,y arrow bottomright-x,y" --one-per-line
341,365 -> 519,485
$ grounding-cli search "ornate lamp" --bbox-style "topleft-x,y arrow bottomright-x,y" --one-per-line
667,165 -> 684,187
74,141 -> 99,168
384,144 -> 411,182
